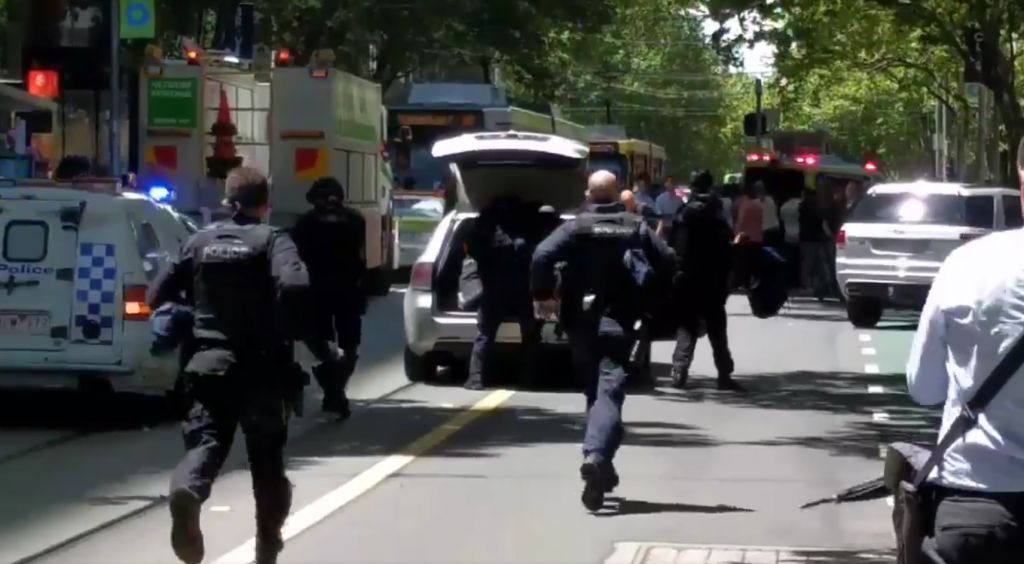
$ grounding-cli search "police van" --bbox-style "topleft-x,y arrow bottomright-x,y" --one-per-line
0,178 -> 194,396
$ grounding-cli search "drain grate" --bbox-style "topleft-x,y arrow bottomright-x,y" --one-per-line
605,542 -> 896,564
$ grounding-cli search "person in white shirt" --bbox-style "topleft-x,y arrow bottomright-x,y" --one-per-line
779,195 -> 801,287
655,175 -> 685,238
906,182 -> 1024,562
755,181 -> 781,247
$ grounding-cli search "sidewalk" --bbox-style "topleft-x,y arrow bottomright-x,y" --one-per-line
606,542 -> 895,563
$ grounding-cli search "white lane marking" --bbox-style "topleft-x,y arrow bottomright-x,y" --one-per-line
868,385 -> 885,394
861,347 -> 877,356
872,412 -> 891,422
879,445 -> 888,459
213,389 -> 516,564
859,334 -> 872,342
440,403 -> 455,408
864,364 -> 881,374
209,506 -> 232,513
886,496 -> 895,507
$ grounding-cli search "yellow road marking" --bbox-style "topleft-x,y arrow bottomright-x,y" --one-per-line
214,389 -> 515,564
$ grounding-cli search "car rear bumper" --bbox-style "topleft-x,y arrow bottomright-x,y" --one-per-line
836,258 -> 939,297
404,289 -> 568,357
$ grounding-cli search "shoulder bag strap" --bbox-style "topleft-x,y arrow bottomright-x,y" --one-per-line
913,331 -> 1024,487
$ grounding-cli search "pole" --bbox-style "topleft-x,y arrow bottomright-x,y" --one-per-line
109,0 -> 121,177
754,78 -> 763,149
605,99 -> 612,124
978,86 -> 990,182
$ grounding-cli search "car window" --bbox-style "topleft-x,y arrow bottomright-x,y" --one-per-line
135,221 -> 161,256
1003,195 -> 1023,228
3,221 -> 48,262
964,196 -> 995,228
849,193 -> 974,226
395,197 -> 444,219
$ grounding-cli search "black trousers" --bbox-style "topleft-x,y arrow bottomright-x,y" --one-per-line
671,298 -> 734,380
569,317 -> 632,464
313,299 -> 363,393
469,296 -> 541,384
171,375 -> 292,539
934,488 -> 1024,564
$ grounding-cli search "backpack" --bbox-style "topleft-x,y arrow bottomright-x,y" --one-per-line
671,194 -> 732,283
572,212 -> 660,316
748,246 -> 789,318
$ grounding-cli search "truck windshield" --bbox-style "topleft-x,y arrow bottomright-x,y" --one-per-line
587,155 -> 628,185
388,113 -> 483,190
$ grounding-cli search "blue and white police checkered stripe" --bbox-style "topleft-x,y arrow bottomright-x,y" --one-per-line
72,243 -> 117,344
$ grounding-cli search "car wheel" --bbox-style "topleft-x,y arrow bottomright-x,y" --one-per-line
404,346 -> 437,383
847,297 -> 883,329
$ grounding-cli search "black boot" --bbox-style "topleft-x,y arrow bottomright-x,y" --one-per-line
604,461 -> 620,493
169,489 -> 204,564
717,375 -> 745,392
670,370 -> 688,390
255,534 -> 283,564
580,454 -> 608,512
322,391 -> 351,421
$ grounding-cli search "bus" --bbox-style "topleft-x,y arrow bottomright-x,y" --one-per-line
587,138 -> 668,187
743,131 -> 881,209
385,82 -> 589,191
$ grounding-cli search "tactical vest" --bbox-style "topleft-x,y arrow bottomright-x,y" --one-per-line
568,212 -> 654,319
190,221 -> 285,357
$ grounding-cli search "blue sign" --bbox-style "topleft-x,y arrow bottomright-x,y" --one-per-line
120,0 -> 155,39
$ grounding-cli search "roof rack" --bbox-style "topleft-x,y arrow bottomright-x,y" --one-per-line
0,177 -> 124,194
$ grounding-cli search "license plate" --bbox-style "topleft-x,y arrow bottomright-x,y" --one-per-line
0,312 -> 51,335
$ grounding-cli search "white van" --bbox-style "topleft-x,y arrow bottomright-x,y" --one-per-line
0,179 -> 193,395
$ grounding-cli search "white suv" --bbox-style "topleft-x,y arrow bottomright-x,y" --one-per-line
836,181 -> 1022,328
0,179 -> 193,395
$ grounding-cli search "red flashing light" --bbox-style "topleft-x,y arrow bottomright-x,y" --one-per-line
746,152 -> 772,163
864,161 -> 879,172
276,48 -> 292,66
795,154 -> 819,166
27,70 -> 59,99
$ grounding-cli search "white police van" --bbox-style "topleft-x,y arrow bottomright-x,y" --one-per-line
0,178 -> 194,396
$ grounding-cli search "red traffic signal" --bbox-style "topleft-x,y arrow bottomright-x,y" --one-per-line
275,48 -> 292,67
27,70 -> 59,99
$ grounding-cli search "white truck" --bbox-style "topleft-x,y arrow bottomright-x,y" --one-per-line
269,67 -> 395,293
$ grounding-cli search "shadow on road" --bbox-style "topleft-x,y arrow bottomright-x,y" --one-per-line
0,390 -> 177,432
597,496 -> 754,517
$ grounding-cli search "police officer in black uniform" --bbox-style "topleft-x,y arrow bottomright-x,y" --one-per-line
532,170 -> 675,511
464,194 -> 544,390
668,171 -> 740,391
148,168 -> 344,564
290,176 -> 367,419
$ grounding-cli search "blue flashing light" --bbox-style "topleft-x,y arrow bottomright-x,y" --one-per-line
147,185 -> 174,202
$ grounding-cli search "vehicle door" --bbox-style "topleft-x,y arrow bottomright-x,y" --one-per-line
0,198 -> 81,352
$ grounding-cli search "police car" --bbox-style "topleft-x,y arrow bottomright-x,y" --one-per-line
0,178 -> 193,396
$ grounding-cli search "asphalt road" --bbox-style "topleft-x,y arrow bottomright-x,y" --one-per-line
0,292 -> 938,564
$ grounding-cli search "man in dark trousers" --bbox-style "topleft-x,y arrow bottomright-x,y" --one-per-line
148,167 -> 343,564
668,171 -> 741,391
464,194 -> 543,390
290,177 -> 367,419
532,170 -> 675,511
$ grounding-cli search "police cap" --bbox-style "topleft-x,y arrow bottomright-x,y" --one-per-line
307,176 -> 345,205
224,167 -> 270,209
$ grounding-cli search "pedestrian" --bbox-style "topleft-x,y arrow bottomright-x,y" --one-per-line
148,167 -> 344,564
290,176 -> 368,420
757,181 -> 782,248
620,189 -> 637,213
667,170 -> 740,391
531,170 -> 675,511
779,194 -> 801,287
797,189 -> 831,301
655,174 -> 685,238
464,193 -> 544,390
632,172 -> 657,212
733,181 -> 764,289
905,174 -> 1024,562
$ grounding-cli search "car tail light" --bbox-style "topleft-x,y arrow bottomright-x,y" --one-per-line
124,285 -> 151,321
410,262 -> 433,291
836,229 -> 846,249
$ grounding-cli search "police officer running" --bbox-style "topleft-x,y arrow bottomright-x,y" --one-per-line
290,176 -> 368,419
148,168 -> 345,564
668,171 -> 741,391
532,170 -> 675,511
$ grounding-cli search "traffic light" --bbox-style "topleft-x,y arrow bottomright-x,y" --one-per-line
275,48 -> 292,67
743,112 -> 769,136
27,70 -> 59,99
